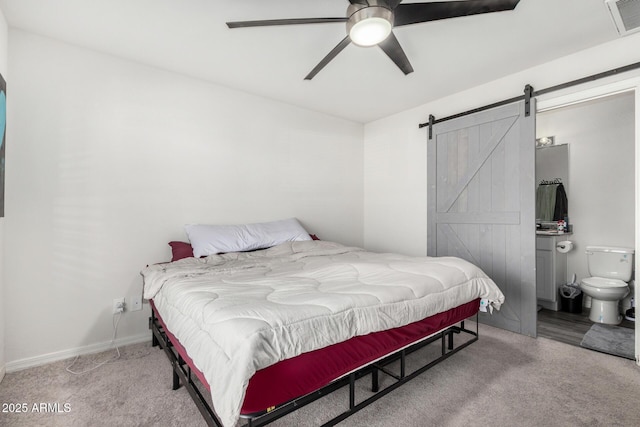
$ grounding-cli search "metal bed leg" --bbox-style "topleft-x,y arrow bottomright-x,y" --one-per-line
173,355 -> 184,390
172,368 -> 180,390
149,314 -> 160,347
371,368 -> 379,392
448,330 -> 454,351
349,373 -> 356,409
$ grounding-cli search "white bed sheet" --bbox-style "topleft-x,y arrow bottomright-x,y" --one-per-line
142,240 -> 504,427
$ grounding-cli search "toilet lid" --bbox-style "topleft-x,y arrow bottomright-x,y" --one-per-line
581,277 -> 628,288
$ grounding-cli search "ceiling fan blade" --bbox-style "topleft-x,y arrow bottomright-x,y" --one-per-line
305,36 -> 352,80
349,0 -> 369,4
394,0 -> 520,27
386,0 -> 403,9
227,17 -> 347,28
378,32 -> 414,75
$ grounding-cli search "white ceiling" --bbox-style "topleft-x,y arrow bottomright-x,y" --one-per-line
0,0 -> 621,123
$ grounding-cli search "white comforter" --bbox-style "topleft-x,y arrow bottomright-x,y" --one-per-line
142,240 -> 504,427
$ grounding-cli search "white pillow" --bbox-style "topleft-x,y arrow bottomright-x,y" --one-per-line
185,218 -> 312,257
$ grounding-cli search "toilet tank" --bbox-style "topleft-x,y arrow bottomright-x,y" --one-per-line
586,246 -> 635,281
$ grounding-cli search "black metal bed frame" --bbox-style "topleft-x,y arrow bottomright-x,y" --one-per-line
150,310 -> 479,427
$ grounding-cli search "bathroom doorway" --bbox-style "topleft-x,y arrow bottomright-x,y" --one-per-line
535,87 -> 637,358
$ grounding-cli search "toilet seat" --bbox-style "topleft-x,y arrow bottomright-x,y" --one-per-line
582,276 -> 628,289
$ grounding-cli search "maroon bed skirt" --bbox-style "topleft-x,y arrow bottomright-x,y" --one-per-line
151,298 -> 479,415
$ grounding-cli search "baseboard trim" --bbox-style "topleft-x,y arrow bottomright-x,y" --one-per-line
5,332 -> 151,373
0,365 -> 5,383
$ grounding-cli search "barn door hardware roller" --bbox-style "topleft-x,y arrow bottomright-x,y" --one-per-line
524,84 -> 533,117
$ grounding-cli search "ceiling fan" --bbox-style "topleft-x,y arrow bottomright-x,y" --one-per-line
227,0 -> 521,80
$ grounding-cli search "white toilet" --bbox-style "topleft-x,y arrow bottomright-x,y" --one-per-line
580,245 -> 634,325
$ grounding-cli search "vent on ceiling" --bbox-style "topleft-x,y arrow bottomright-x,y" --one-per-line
606,0 -> 640,36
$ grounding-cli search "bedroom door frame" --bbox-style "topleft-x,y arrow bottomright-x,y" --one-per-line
536,74 -> 640,366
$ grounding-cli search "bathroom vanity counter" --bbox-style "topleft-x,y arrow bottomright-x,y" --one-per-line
536,231 -> 573,236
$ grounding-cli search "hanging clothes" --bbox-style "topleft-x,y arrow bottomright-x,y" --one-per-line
536,181 -> 568,222
553,183 -> 568,221
536,183 -> 557,221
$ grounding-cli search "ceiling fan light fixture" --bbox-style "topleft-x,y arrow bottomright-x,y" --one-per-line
347,6 -> 393,47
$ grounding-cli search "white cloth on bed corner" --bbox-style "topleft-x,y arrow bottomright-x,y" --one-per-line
142,240 -> 504,427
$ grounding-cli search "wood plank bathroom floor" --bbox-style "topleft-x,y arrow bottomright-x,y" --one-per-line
537,308 -> 634,347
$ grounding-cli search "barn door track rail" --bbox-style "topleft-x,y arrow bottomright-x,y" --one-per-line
420,60 -> 640,138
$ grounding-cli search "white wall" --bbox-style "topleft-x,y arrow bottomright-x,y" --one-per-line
364,33 -> 640,256
0,6 -> 7,383
5,30 -> 364,368
5,14 -> 640,372
537,92 -> 635,300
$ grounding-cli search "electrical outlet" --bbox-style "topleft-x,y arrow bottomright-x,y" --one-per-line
113,297 -> 125,314
130,295 -> 142,312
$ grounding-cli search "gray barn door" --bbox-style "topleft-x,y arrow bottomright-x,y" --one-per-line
427,100 -> 536,337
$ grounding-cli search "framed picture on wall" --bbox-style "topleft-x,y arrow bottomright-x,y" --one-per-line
0,72 -> 5,217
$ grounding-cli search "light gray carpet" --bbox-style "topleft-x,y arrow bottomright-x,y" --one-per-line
580,323 -> 635,360
1,323 -> 640,427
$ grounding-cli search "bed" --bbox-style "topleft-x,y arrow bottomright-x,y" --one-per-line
142,220 -> 504,427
